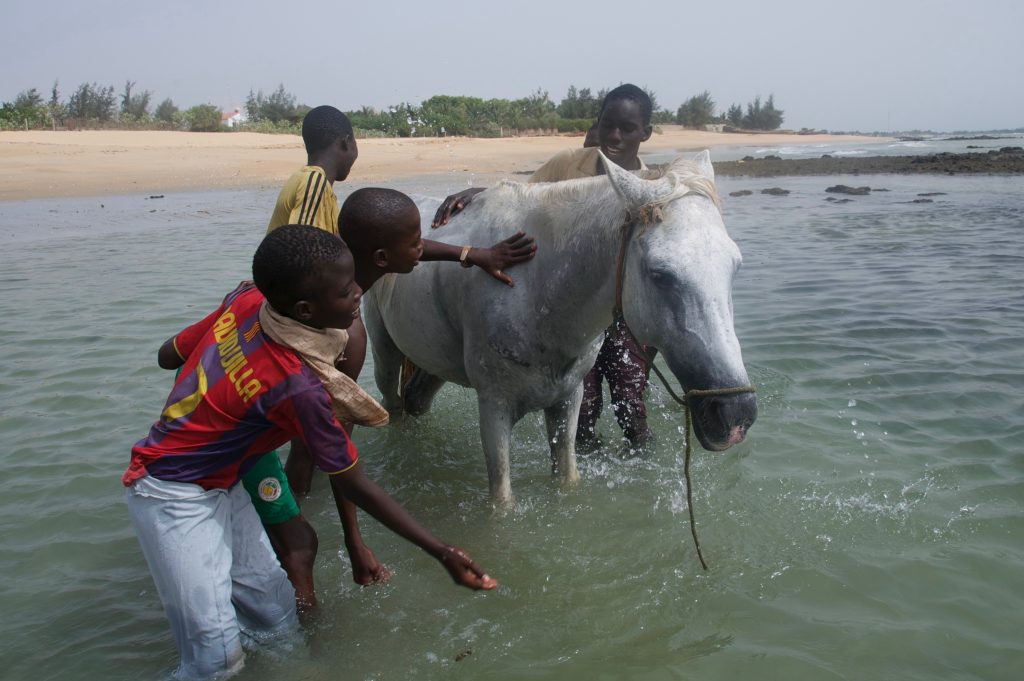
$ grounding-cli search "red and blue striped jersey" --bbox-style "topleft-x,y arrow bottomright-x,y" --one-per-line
124,284 -> 357,490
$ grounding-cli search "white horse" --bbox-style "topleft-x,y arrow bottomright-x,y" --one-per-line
362,152 -> 757,503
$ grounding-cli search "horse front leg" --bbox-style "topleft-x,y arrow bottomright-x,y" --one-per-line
477,394 -> 515,506
364,307 -> 405,414
544,382 -> 583,487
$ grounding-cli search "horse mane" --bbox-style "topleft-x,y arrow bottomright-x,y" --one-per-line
485,177 -> 625,252
481,157 -> 722,248
639,159 -> 722,214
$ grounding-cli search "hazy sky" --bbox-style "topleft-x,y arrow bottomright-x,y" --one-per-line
3,0 -> 1021,132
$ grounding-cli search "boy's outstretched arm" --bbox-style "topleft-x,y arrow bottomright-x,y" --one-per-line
328,463 -> 497,590
333,486 -> 393,585
421,233 -> 538,287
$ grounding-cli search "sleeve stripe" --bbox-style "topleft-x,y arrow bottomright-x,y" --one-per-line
325,458 -> 359,476
298,172 -> 324,225
307,181 -> 326,229
171,337 -> 186,361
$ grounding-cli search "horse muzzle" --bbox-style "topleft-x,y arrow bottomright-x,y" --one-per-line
689,391 -> 758,451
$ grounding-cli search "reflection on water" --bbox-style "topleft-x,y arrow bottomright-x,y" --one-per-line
0,169 -> 1022,680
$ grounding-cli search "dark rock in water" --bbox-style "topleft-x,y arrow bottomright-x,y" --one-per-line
742,155 -> 755,162
1000,146 -> 1023,154
917,192 -> 946,196
763,154 -> 782,161
872,188 -> 890,192
761,187 -> 790,196
967,145 -> 983,149
835,198 -> 853,204
821,154 -> 833,159
825,197 -> 853,204
826,184 -> 871,195
911,198 -> 934,203
729,190 -> 753,197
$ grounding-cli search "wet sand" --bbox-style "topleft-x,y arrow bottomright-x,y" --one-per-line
0,127 -> 882,201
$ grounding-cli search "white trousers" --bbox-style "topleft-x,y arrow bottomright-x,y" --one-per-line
126,476 -> 298,680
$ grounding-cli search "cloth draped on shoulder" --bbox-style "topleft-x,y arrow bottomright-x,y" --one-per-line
528,146 -> 647,183
258,302 -> 389,428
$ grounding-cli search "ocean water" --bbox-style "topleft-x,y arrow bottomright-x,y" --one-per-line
1,150 -> 1022,680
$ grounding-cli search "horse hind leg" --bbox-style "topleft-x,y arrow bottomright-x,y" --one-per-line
403,367 -> 447,417
543,382 -> 583,487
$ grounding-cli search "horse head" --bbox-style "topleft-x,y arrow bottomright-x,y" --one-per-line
602,151 -> 757,451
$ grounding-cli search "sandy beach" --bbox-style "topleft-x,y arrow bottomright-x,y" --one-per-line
0,127 -> 881,201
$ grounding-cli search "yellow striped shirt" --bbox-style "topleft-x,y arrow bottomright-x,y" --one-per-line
267,165 -> 339,235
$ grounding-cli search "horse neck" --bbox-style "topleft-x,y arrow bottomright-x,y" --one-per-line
524,179 -> 627,347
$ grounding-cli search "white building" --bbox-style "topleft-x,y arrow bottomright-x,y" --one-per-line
221,108 -> 245,128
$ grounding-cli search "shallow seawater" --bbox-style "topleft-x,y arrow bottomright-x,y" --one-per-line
0,165 -> 1022,680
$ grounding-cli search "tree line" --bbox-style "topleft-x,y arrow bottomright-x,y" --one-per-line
676,91 -> 784,131
1,80 -> 785,135
0,80 -> 228,132
346,86 -> 785,137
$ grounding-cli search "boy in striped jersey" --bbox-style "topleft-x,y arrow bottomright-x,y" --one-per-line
132,225 -> 496,680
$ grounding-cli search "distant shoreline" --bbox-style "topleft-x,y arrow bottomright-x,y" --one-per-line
0,127 -> 884,201
713,147 -> 1024,177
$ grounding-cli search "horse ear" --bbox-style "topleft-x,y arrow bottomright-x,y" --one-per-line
600,151 -> 665,211
665,150 -> 715,181
692,149 -> 714,180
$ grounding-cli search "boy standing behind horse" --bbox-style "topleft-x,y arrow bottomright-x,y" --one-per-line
432,84 -> 656,450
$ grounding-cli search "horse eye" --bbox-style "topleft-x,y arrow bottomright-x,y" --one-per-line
649,270 -> 677,288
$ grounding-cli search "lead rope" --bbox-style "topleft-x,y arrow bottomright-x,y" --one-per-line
613,214 -> 756,570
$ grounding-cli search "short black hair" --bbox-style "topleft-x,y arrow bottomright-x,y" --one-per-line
339,188 -> 419,256
253,224 -> 350,311
302,105 -> 354,155
599,84 -> 653,127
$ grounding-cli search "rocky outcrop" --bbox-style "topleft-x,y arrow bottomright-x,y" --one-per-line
713,148 -> 1024,177
826,185 -> 871,195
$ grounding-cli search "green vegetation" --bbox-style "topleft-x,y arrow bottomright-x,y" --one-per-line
1,80 -> 787,134
245,84 -> 309,125
67,82 -> 118,122
681,92 -> 785,131
0,88 -> 49,129
677,91 -> 717,128
120,81 -> 152,122
730,94 -> 784,131
154,98 -> 179,124
183,104 -> 223,132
